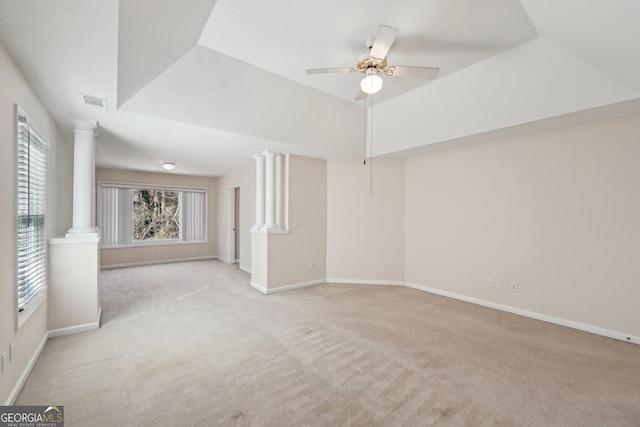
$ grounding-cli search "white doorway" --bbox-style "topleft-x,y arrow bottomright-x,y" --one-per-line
228,185 -> 240,264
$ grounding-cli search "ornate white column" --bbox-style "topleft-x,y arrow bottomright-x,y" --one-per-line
264,151 -> 277,229
275,153 -> 283,230
66,123 -> 99,237
252,151 -> 286,235
253,154 -> 265,230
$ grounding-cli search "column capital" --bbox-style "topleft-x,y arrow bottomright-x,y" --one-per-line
262,150 -> 280,158
70,117 -> 98,134
253,154 -> 265,161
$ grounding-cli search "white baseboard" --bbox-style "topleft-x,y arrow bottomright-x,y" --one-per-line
6,307 -> 104,404
405,282 -> 639,346
326,278 -> 405,286
266,279 -> 325,294
49,318 -> 101,338
266,276 -> 639,346
5,332 -> 49,405
250,282 -> 268,294
222,257 -> 250,273
100,255 -> 217,269
251,279 -> 324,295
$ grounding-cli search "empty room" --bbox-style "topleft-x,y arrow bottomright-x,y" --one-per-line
1,1 -> 639,425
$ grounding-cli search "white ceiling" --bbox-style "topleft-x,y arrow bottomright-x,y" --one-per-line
0,0 -> 639,177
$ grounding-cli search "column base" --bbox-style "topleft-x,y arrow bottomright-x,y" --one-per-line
251,226 -> 288,235
66,227 -> 101,239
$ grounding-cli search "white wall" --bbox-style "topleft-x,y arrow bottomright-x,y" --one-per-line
216,165 -> 254,273
0,41 -> 73,404
326,159 -> 405,283
48,239 -> 100,331
96,168 -> 217,268
405,113 -> 640,337
267,155 -> 327,290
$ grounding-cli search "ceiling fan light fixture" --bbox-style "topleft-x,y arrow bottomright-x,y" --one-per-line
162,162 -> 176,170
360,67 -> 383,94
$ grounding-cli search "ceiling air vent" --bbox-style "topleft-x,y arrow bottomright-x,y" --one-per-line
80,94 -> 107,109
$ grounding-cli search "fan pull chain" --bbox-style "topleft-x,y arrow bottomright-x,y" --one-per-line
363,98 -> 367,165
362,94 -> 374,194
369,94 -> 373,194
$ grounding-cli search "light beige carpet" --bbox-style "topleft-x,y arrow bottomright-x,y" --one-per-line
16,260 -> 640,426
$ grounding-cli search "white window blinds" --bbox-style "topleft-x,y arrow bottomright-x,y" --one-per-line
17,111 -> 48,311
99,187 -> 133,246
181,191 -> 206,241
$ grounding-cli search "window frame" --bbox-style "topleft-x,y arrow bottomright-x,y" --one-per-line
15,105 -> 49,329
97,181 -> 208,249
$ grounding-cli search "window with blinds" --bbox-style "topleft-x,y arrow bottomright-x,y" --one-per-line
16,108 -> 48,314
98,182 -> 206,247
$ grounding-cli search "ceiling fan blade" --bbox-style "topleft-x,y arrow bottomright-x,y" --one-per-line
390,66 -> 439,79
369,25 -> 399,59
306,67 -> 352,75
355,87 -> 368,101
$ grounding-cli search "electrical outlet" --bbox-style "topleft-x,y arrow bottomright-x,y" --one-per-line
1,352 -> 6,373
10,342 -> 15,362
488,277 -> 494,287
510,282 -> 518,292
309,262 -> 316,271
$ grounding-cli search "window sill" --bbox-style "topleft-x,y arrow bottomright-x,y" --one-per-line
18,288 -> 47,329
101,239 -> 207,250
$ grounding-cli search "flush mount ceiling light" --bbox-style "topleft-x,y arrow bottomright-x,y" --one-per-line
162,162 -> 176,170
360,67 -> 383,94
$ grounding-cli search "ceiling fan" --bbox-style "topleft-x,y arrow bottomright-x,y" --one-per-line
306,25 -> 439,100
